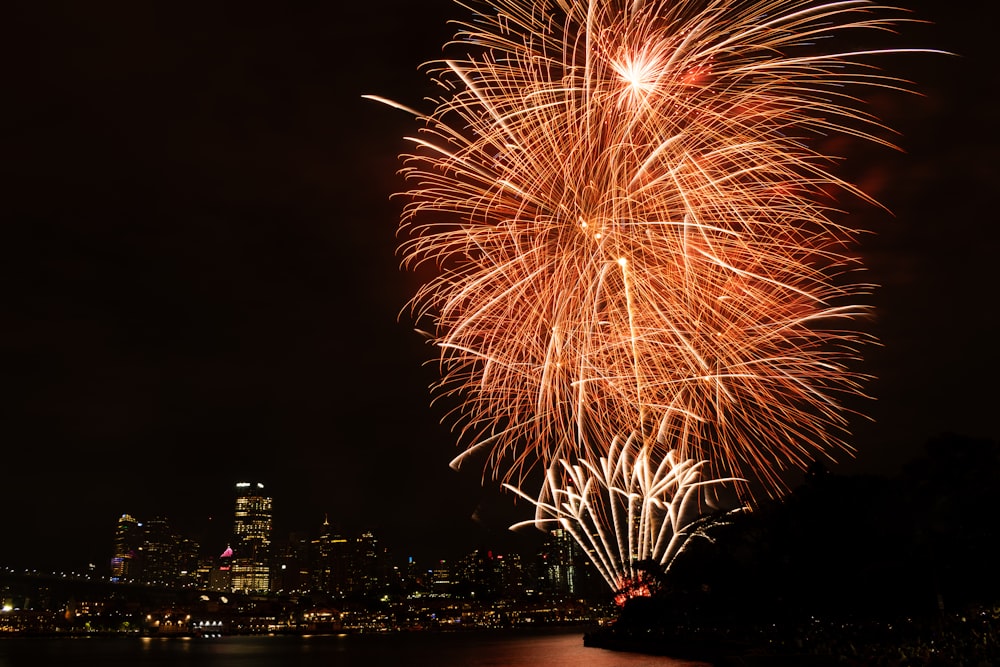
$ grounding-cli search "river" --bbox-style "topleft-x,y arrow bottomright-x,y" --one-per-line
0,630 -> 710,667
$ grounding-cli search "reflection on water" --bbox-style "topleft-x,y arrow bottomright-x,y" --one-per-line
0,630 -> 710,667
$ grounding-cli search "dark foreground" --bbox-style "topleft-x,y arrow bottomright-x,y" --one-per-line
585,605 -> 1000,666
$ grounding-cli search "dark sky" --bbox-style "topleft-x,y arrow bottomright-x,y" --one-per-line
3,1 -> 996,573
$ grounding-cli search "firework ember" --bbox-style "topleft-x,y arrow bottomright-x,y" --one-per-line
369,0 -> 934,499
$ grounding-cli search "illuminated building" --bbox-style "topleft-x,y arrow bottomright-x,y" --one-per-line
110,513 -> 141,582
537,528 -> 596,596
140,516 -> 177,586
351,531 -> 389,595
431,559 -> 453,594
311,515 -> 350,596
458,549 -> 525,598
230,482 -> 272,593
208,545 -> 234,591
271,531 -> 311,593
174,537 -> 202,588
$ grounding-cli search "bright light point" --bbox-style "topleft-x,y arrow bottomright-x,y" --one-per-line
617,257 -> 627,267
612,52 -> 659,100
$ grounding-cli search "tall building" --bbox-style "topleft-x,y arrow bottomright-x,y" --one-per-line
351,531 -> 389,596
536,527 -> 597,596
174,537 -> 202,588
230,481 -> 273,593
140,516 -> 177,586
311,516 -> 350,596
271,531 -> 312,594
110,513 -> 141,582
208,545 -> 234,591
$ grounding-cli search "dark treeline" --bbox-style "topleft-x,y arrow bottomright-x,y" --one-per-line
601,433 -> 1000,660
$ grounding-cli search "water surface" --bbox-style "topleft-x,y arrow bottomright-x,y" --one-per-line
0,630 -> 710,667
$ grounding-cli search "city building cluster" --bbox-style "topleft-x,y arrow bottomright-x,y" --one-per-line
1,482 -> 614,636
106,481 -> 601,599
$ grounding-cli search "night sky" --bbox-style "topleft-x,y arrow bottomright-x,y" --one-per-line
4,1 -> 996,573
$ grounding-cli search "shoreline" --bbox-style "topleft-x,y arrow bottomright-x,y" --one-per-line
581,606 -> 1000,667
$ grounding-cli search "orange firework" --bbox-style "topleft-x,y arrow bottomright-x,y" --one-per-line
368,0 -> 936,497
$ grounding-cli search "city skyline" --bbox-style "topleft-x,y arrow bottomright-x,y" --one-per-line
2,479 -> 598,609
4,0 -> 997,575
2,477 -> 549,577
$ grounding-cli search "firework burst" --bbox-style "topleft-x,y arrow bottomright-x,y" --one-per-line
369,0 -> 934,497
504,434 -> 742,596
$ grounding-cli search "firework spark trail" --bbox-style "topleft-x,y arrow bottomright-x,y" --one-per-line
368,0 -> 937,497
504,436 -> 742,592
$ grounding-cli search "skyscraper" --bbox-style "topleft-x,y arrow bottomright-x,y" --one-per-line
537,527 -> 596,596
110,513 -> 141,582
140,516 -> 177,586
230,481 -> 272,593
311,515 -> 350,596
